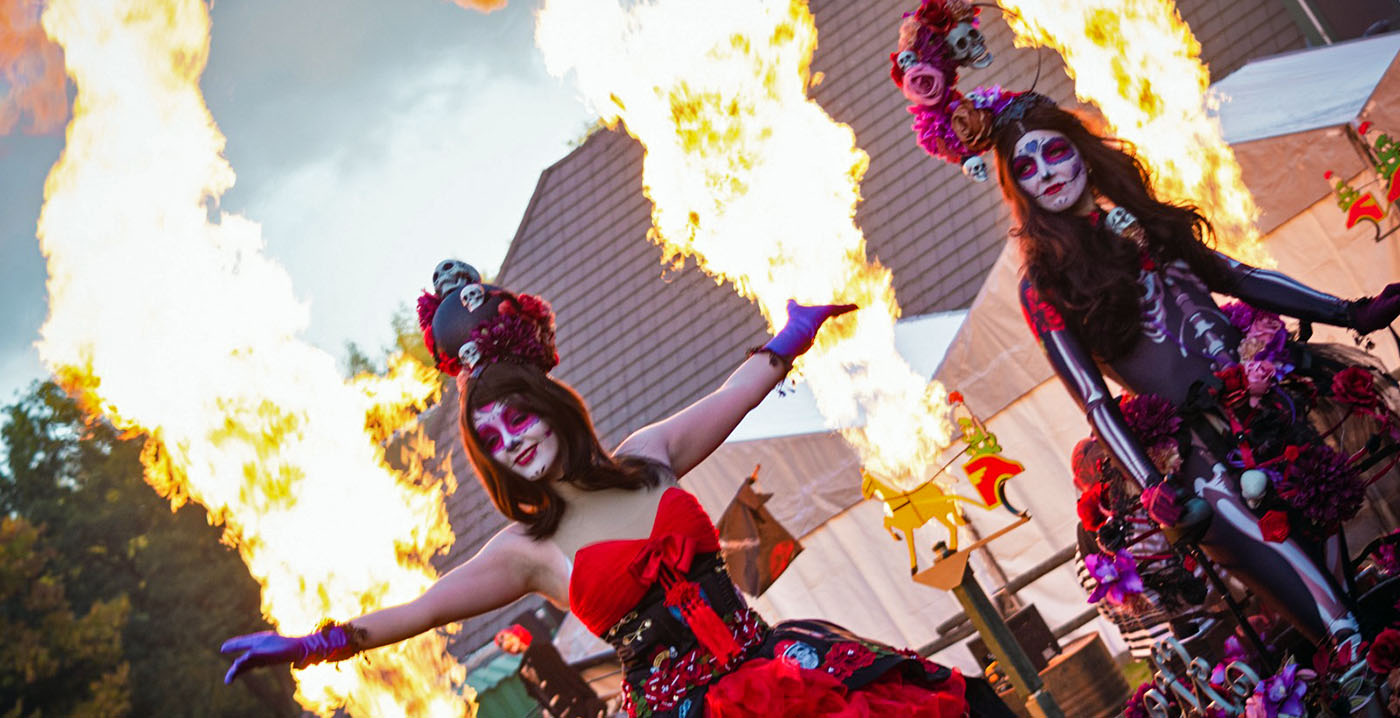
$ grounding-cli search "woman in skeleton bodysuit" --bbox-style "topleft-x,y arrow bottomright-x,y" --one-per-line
995,96 -> 1400,701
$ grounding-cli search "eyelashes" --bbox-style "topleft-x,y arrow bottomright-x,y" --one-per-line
1013,157 -> 1036,180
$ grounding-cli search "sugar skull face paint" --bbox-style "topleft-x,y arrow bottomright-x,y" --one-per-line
1011,129 -> 1088,213
472,401 -> 559,481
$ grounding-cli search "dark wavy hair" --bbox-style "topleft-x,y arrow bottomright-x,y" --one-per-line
460,362 -> 661,539
993,103 -> 1230,359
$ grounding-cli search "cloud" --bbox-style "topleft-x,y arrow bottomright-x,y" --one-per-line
240,54 -> 589,359
0,0 -> 67,135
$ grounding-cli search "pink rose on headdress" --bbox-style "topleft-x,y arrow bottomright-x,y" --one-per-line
900,63 -> 948,106
1244,360 -> 1277,405
1244,314 -> 1286,361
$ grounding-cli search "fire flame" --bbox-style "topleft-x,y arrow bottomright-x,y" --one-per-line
996,0 -> 1273,266
536,0 -> 955,488
35,0 -> 467,715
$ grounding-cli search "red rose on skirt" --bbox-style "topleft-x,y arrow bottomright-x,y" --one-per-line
1215,365 -> 1248,407
1259,511 -> 1290,543
1077,483 -> 1110,531
1369,628 -> 1400,674
1333,366 -> 1381,409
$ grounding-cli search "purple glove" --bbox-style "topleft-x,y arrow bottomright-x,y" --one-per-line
761,300 -> 857,363
220,622 -> 360,684
1350,282 -> 1400,334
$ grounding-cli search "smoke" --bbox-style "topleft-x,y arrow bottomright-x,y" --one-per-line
0,0 -> 66,134
447,0 -> 506,12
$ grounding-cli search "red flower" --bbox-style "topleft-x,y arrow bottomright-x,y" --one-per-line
822,641 -> 878,680
889,52 -> 905,87
915,0 -> 956,34
1283,445 -> 1301,461
1333,366 -> 1381,409
1259,511 -> 1291,543
1369,629 -> 1400,674
1215,365 -> 1248,406
1077,483 -> 1111,531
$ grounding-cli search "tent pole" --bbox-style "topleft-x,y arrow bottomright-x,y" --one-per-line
1277,0 -> 1336,45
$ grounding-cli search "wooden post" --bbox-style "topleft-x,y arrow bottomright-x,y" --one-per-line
949,564 -> 1065,718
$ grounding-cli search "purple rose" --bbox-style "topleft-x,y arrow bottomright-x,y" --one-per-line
1220,301 -> 1256,331
1085,550 -> 1145,605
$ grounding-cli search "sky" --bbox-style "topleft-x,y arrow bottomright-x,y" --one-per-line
0,0 -> 592,402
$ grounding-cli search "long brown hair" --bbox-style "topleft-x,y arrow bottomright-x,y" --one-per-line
993,103 -> 1230,359
460,362 -> 661,538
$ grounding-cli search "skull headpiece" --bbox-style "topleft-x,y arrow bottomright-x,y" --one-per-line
961,155 -> 988,183
460,283 -> 487,312
432,259 -> 480,297
944,22 -> 992,69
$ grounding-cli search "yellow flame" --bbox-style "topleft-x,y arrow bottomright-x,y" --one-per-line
536,0 -> 954,488
35,0 -> 468,715
996,0 -> 1272,266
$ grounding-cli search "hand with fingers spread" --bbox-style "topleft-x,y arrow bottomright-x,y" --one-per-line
1351,282 -> 1400,334
220,622 -> 362,684
761,300 -> 858,364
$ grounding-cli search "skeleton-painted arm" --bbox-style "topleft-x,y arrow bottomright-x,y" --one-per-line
1018,278 -> 1165,489
1209,252 -> 1352,326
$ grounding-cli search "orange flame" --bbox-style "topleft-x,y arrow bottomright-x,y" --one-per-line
0,0 -> 67,134
536,0 -> 955,488
996,0 -> 1272,266
35,0 -> 469,715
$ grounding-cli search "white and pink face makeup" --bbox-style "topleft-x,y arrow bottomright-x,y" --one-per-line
471,401 -> 560,481
1011,129 -> 1089,213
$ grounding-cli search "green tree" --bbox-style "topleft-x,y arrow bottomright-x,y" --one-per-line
0,516 -> 130,718
0,383 -> 298,718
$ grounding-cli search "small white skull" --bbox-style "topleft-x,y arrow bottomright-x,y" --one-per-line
1105,207 -> 1139,236
962,155 -> 989,183
459,340 -> 482,369
432,259 -> 480,297
896,49 -> 919,71
1240,469 -> 1269,510
945,22 -> 992,69
460,283 -> 487,312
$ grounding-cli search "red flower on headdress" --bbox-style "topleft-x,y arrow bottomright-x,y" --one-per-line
915,0 -> 956,35
889,52 -> 906,87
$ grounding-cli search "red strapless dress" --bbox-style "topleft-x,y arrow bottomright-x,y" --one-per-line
569,487 -> 995,718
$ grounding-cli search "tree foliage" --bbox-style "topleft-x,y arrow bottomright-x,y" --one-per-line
0,382 -> 299,718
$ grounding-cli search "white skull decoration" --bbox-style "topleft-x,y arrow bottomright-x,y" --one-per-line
895,50 -> 918,71
459,340 -> 482,369
961,155 -> 989,183
432,259 -> 480,297
460,283 -> 487,312
1240,469 -> 1269,510
1105,207 -> 1138,236
945,22 -> 992,69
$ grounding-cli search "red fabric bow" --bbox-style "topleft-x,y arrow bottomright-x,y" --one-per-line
628,533 -> 698,584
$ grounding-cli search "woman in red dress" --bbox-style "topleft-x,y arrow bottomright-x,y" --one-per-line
221,262 -> 1013,718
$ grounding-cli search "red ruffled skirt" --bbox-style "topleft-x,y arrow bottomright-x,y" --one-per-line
705,657 -> 969,718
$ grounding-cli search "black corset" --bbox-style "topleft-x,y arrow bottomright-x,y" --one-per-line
601,551 -> 751,683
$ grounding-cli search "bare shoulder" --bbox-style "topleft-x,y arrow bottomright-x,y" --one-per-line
485,522 -> 571,606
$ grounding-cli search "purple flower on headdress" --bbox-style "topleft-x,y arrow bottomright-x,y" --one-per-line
1220,301 -> 1256,332
1274,444 -> 1363,533
1375,531 -> 1400,576
1245,663 -> 1313,718
1085,550 -> 1144,605
910,100 -> 969,164
964,85 -> 1015,113
1118,393 -> 1182,447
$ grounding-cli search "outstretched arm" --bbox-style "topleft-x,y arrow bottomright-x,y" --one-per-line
1018,279 -> 1164,491
222,524 -> 564,683
1209,252 -> 1400,332
616,301 -> 855,478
